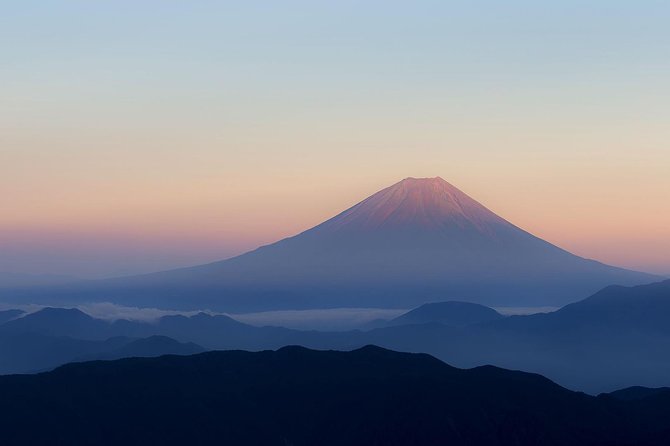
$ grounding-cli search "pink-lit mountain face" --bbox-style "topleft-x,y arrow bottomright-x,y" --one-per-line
296,177 -> 562,264
18,178 -> 660,311
315,177 -> 512,234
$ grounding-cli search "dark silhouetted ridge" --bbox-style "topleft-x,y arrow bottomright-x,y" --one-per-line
607,386 -> 670,401
1,346 -> 670,445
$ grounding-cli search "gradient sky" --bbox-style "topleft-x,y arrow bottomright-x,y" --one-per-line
2,1 -> 669,278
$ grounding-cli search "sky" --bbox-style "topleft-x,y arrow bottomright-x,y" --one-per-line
1,1 -> 669,278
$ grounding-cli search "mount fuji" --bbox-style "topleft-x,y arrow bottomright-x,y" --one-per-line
13,177 -> 659,311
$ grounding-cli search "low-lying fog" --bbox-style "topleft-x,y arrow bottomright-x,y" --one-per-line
1,302 -> 560,331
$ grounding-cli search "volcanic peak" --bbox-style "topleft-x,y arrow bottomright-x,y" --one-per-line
316,176 -> 510,233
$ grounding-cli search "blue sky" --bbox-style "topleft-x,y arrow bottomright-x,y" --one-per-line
2,1 -> 669,277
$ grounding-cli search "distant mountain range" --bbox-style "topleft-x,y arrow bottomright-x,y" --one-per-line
3,177 -> 659,311
0,309 -> 205,374
2,280 -> 670,392
1,345 -> 669,446
353,280 -> 670,392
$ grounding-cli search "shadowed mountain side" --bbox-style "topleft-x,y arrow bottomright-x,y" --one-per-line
0,331 -> 205,375
0,307 -> 116,339
0,309 -> 24,325
494,280 -> 670,335
0,333 -> 129,374
3,177 -> 658,311
74,336 -> 204,362
385,301 -> 504,327
2,346 -> 670,446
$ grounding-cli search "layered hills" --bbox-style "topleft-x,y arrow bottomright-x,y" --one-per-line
2,281 -> 670,392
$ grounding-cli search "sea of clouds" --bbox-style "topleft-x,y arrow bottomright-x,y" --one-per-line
0,302 -> 558,330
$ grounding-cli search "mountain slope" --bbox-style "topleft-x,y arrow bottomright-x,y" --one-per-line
608,386 -> 670,401
485,279 -> 670,335
0,332 -> 204,375
2,345 -> 668,446
386,301 -> 504,327
0,333 -> 128,374
17,177 -> 656,311
0,307 -> 115,339
74,335 -> 204,362
0,309 -> 24,325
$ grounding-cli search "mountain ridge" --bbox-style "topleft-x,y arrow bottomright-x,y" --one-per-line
1,345 -> 669,445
